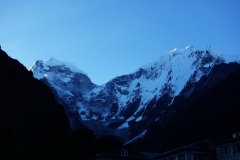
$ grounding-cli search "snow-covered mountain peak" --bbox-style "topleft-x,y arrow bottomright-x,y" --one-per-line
186,46 -> 195,50
207,44 -> 218,50
167,46 -> 196,54
49,57 -> 55,61
167,46 -> 197,55
143,45 -> 239,70
138,45 -> 239,98
29,45 -> 240,141
206,45 -> 240,63
28,60 -> 49,79
45,57 -> 88,76
207,44 -> 224,56
142,46 -> 197,69
172,48 -> 177,52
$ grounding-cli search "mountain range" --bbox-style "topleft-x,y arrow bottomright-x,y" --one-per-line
29,45 -> 240,144
0,46 -> 122,159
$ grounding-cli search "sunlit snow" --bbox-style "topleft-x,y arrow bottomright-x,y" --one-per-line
30,46 -> 240,130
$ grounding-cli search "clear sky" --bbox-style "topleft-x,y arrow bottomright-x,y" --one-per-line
1,0 -> 240,85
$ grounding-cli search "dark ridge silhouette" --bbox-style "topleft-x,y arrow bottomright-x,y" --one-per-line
0,48 -> 122,159
0,47 -> 70,159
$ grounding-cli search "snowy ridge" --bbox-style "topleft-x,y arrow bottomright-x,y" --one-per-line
46,57 -> 88,76
29,45 -> 240,141
29,57 -> 88,78
112,45 -> 237,123
207,45 -> 240,63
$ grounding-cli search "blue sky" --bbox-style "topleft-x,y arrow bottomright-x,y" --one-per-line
1,0 -> 240,85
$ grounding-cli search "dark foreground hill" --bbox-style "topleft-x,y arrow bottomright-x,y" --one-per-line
131,68 -> 240,152
0,47 -> 70,158
0,47 -> 121,159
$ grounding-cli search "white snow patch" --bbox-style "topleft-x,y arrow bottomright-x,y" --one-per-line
135,116 -> 142,122
118,122 -> 129,129
118,116 -> 136,129
46,57 -> 88,76
125,130 -> 147,145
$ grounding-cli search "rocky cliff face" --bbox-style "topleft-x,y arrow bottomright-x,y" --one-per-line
131,67 -> 240,153
29,45 -> 240,142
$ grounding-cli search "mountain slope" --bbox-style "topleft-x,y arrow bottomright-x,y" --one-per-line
131,68 -> 240,152
29,45 -> 240,142
0,47 -> 70,159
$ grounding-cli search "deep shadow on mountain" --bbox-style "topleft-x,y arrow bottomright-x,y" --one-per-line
131,68 -> 240,153
128,48 -> 240,135
0,48 -> 121,159
0,47 -> 70,158
127,62 -> 240,141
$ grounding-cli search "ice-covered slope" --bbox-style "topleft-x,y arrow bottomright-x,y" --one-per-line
29,45 -> 240,141
29,57 -> 95,129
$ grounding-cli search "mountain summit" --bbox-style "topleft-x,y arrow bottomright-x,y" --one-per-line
29,46 -> 240,142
